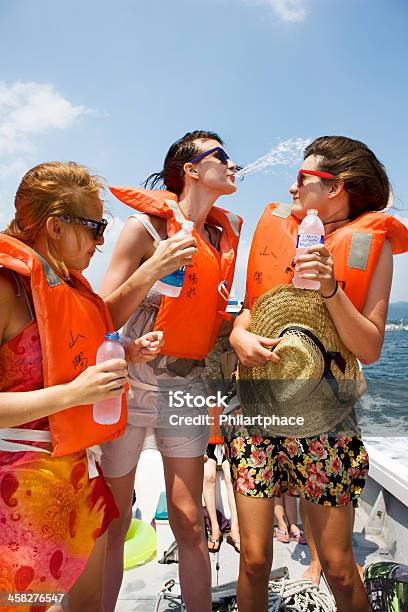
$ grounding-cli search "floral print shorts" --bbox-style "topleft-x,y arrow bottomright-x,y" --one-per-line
224,429 -> 369,507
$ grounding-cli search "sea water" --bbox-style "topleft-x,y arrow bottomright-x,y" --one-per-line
360,330 -> 408,468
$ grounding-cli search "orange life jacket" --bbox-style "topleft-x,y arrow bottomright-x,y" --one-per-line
247,203 -> 408,313
110,186 -> 243,360
0,235 -> 127,457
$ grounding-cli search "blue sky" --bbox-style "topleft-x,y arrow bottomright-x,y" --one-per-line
1,0 -> 407,301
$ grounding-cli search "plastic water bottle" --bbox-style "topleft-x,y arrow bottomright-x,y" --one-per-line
155,220 -> 194,297
93,332 -> 125,424
292,209 -> 325,290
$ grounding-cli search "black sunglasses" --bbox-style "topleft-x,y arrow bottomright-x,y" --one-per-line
59,215 -> 108,239
179,147 -> 230,176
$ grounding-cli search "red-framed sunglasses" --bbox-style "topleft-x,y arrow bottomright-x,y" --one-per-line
297,169 -> 336,188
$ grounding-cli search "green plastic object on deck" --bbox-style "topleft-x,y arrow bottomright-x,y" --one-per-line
155,491 -> 168,521
124,518 -> 157,570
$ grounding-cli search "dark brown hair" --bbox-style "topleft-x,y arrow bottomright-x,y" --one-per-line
304,136 -> 391,218
144,130 -> 223,196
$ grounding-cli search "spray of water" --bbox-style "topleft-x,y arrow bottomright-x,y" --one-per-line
235,137 -> 311,179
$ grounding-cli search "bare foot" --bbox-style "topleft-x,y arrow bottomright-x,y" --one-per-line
289,526 -> 307,545
230,528 -> 240,544
302,562 -> 322,585
227,529 -> 240,553
208,528 -> 222,552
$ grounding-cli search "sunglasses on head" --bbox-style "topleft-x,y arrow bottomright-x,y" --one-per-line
297,169 -> 336,188
180,146 -> 230,176
59,214 -> 108,239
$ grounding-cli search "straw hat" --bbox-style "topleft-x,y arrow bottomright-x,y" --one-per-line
237,284 -> 360,437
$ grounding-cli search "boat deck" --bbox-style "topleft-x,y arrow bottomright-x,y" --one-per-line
116,511 -> 387,611
113,442 -> 407,611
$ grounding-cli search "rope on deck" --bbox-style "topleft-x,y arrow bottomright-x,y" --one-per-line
268,577 -> 336,612
153,577 -> 337,611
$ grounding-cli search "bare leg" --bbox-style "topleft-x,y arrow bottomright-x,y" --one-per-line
299,498 -> 322,584
235,493 -> 275,612
221,460 -> 240,544
282,494 -> 299,533
202,456 -> 221,551
67,531 -> 108,612
300,501 -> 364,585
302,500 -> 369,612
273,495 -> 288,533
163,455 -> 211,612
103,467 -> 137,612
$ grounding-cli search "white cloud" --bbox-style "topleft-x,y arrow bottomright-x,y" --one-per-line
0,81 -> 91,179
243,0 -> 307,23
0,159 -> 28,181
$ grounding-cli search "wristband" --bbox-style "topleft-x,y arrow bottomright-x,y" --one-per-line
321,280 -> 338,299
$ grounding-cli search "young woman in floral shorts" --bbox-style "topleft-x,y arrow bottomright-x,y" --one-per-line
226,136 -> 408,612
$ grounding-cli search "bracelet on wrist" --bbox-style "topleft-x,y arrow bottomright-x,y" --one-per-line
321,280 -> 339,299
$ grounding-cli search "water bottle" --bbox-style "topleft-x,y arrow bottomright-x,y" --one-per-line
155,220 -> 194,297
292,209 -> 325,290
93,332 -> 125,424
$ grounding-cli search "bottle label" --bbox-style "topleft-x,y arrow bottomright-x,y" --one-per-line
296,234 -> 324,248
159,267 -> 186,288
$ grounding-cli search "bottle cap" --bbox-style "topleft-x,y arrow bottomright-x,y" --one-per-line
105,331 -> 120,341
306,209 -> 318,215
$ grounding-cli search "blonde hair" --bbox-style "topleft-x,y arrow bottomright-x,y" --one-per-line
3,162 -> 105,279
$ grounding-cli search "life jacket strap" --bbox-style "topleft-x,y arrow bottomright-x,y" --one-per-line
0,427 -> 52,453
0,427 -> 102,478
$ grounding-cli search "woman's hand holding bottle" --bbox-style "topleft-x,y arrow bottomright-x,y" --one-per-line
150,233 -> 197,280
67,359 -> 128,406
294,244 -> 336,297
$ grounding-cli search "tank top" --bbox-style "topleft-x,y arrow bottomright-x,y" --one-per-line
122,214 -> 220,412
0,272 -> 50,464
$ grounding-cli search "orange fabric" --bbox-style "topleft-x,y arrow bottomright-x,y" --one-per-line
247,204 -> 408,313
110,186 -> 242,359
208,405 -> 223,445
0,235 -> 127,457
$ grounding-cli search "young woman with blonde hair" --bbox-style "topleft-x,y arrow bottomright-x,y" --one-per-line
0,161 -> 195,611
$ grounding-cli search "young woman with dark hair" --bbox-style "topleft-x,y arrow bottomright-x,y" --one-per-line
226,136 -> 408,612
98,131 -> 242,611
